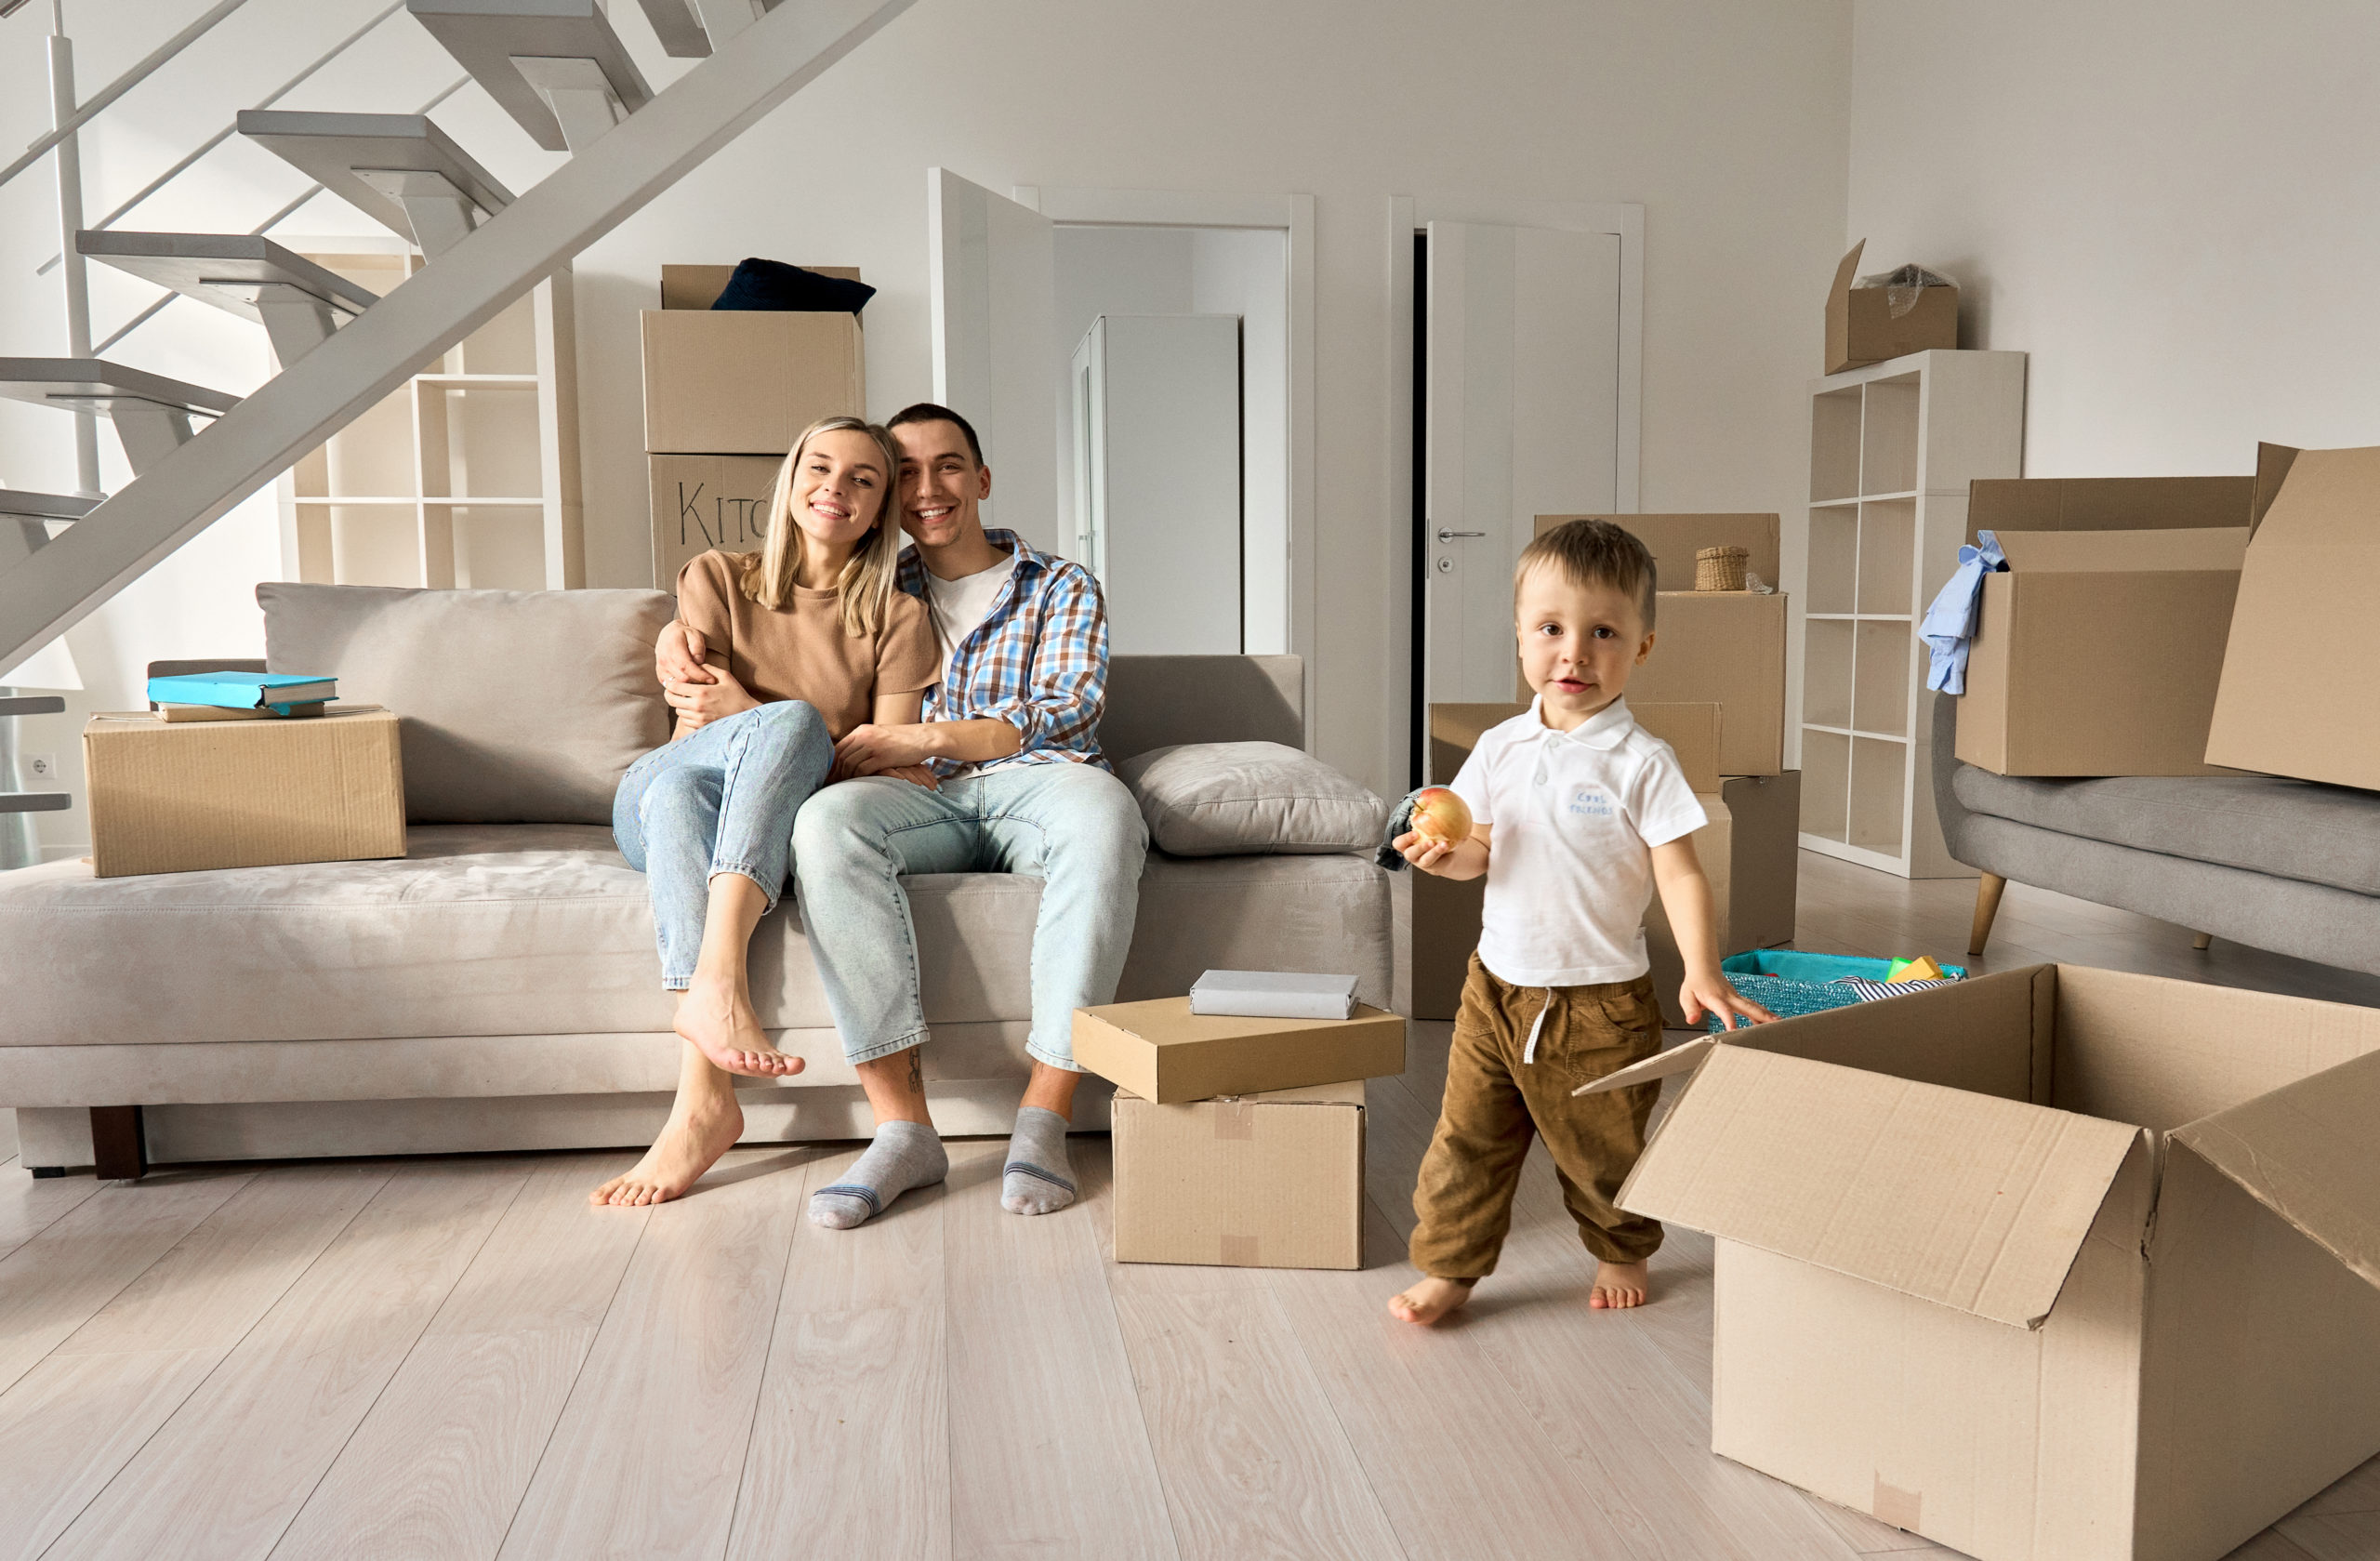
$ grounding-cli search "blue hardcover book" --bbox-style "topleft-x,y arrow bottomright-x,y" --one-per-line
147,671 -> 338,716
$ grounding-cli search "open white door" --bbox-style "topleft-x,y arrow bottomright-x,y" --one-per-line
928,168 -> 1059,556
1424,220 -> 1621,710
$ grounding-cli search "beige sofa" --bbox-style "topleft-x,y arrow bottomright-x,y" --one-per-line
0,585 -> 1392,1177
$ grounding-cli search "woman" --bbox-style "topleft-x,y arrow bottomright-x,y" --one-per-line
594,416 -> 939,1208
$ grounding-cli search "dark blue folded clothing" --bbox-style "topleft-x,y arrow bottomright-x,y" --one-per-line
709,258 -> 875,315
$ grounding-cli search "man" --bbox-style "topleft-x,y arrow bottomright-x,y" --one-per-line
656,403 -> 1146,1226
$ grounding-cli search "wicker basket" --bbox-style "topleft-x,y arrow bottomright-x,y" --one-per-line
1694,545 -> 1750,591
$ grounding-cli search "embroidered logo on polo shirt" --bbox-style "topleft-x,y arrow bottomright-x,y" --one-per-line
1567,786 -> 1614,818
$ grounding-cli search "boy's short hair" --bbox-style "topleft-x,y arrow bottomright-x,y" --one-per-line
1515,519 -> 1659,630
885,402 -> 985,468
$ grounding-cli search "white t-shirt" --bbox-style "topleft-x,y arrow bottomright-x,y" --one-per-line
1448,695 -> 1708,988
921,551 -> 1016,779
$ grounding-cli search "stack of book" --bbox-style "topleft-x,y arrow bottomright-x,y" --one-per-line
146,671 -> 338,721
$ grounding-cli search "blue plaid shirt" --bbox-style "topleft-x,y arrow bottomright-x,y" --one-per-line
896,529 -> 1110,775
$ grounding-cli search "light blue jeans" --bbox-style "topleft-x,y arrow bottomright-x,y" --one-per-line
790,761 -> 1149,1069
613,701 -> 833,989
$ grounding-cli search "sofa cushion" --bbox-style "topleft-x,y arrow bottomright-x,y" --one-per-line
0,827 -> 1390,1048
1950,766 -> 2380,897
260,583 -> 675,826
1117,741 -> 1386,856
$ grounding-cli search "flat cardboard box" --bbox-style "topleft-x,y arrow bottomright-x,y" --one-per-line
649,453 -> 784,589
1581,965 -> 2380,1561
1534,512 -> 1780,593
85,708 -> 405,878
1543,591 -> 1785,776
1111,1079 -> 1364,1269
1957,524 -> 2250,777
641,265 -> 866,455
1071,998 -> 1404,1104
1824,239 -> 1958,375
2206,443 -> 2380,790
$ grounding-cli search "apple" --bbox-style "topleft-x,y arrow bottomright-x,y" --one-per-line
1409,787 -> 1473,848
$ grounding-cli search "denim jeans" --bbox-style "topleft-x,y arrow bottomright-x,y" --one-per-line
613,701 -> 833,989
790,761 -> 1149,1069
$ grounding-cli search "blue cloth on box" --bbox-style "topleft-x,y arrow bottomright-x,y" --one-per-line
709,258 -> 875,315
1918,530 -> 2007,695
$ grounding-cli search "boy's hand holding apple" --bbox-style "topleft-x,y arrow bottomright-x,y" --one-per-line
1396,787 -> 1486,877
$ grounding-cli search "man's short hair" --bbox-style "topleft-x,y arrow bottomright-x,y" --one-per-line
886,402 -> 985,468
1515,518 -> 1659,630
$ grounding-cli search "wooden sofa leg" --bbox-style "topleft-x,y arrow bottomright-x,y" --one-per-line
2192,932 -> 2214,951
1968,873 -> 2007,957
89,1106 -> 148,1182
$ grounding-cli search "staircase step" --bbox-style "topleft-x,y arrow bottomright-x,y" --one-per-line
0,696 -> 70,717
78,232 -> 381,367
0,359 -> 237,418
238,111 -> 512,257
0,490 -> 100,523
636,0 -> 781,58
406,0 -> 651,152
0,794 -> 73,814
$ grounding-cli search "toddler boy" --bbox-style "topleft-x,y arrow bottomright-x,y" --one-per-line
1388,520 -> 1774,1326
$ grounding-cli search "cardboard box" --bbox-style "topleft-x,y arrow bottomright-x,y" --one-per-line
640,266 -> 867,456
1534,512 -> 1780,593
1111,1080 -> 1364,1269
85,708 -> 405,878
649,453 -> 785,589
1957,525 -> 2249,777
1549,591 -> 1785,776
1428,700 -> 1721,792
1824,239 -> 1958,375
1583,964 -> 2380,1561
2206,443 -> 2380,789
1071,998 -> 1404,1104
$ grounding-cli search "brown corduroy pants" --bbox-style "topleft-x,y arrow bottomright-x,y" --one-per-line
1408,953 -> 1666,1278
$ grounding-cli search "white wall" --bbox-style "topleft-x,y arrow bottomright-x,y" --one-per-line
3,0 -> 1857,815
1847,0 -> 2380,476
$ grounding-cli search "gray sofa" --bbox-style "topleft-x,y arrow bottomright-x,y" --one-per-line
1933,692 -> 2380,972
0,585 -> 1393,1177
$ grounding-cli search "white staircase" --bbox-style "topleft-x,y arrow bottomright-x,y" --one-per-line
0,0 -> 915,675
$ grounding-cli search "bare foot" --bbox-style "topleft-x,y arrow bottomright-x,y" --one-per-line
1590,1259 -> 1649,1309
1387,1275 -> 1475,1326
673,978 -> 805,1078
591,1090 -> 746,1208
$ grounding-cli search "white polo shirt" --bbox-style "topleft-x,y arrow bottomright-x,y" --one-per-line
1448,695 -> 1707,988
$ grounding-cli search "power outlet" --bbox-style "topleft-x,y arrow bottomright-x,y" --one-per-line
21,753 -> 59,786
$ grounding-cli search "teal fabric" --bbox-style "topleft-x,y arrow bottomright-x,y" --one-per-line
1720,949 -> 1967,984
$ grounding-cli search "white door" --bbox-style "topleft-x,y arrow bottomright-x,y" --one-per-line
927,168 -> 1059,556
1424,221 -> 1621,706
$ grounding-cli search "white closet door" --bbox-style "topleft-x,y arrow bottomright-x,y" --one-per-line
1424,220 -> 1621,705
927,168 -> 1058,555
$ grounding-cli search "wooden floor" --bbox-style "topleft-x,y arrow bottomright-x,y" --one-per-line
3,853 -> 2377,1560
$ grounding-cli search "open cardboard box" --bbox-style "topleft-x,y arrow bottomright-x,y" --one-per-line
1825,239 -> 1958,376
641,264 -> 866,456
2206,443 -> 2380,790
1581,965 -> 2380,1561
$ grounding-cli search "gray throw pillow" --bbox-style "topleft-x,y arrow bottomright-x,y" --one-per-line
260,582 -> 675,825
1118,741 -> 1386,856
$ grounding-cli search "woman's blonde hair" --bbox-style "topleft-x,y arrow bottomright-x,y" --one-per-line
740,415 -> 905,636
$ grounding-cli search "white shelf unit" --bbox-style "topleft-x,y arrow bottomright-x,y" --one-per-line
275,240 -> 583,589
1799,349 -> 2025,878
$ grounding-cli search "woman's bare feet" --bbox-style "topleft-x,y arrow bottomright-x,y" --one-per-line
672,978 -> 805,1078
1590,1258 -> 1650,1309
591,1084 -> 746,1208
1387,1274 -> 1475,1326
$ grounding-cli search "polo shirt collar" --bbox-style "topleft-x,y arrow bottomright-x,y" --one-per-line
1528,694 -> 1633,751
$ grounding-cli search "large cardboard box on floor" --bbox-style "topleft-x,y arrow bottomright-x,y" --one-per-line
1824,239 -> 1958,375
84,708 -> 405,878
1643,772 -> 1801,1026
2206,443 -> 2380,790
1956,475 -> 2255,777
641,264 -> 866,456
1072,998 -> 1404,1104
1112,1080 -> 1364,1269
1534,512 -> 1780,592
1581,965 -> 2380,1561
649,453 -> 783,589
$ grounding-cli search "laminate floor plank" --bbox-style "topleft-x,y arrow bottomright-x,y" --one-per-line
942,1136 -> 1181,1561
726,1145 -> 951,1561
40,1158 -> 525,1561
495,1146 -> 814,1561
0,1159 -> 99,1264
0,1349 -> 222,1561
0,1169 -> 254,1396
271,1152 -> 648,1561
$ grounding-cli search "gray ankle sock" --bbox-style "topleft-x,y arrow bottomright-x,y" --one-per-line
809,1119 -> 947,1229
1001,1105 -> 1077,1216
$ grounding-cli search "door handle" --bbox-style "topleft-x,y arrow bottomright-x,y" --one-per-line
1435,529 -> 1487,543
